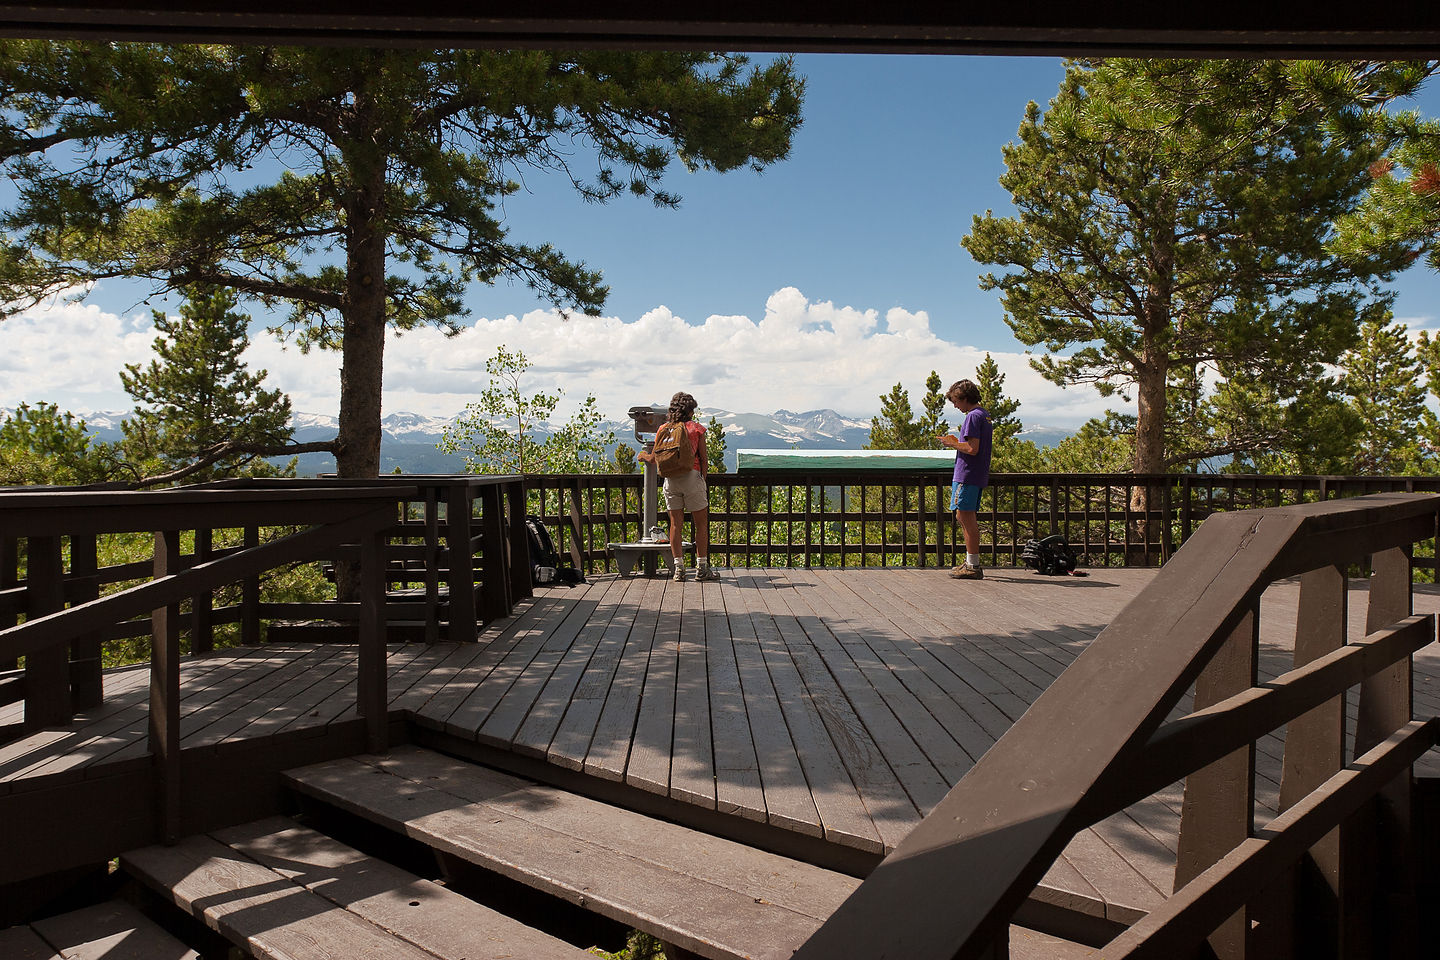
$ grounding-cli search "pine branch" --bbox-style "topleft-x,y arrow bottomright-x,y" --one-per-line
134,438 -> 337,489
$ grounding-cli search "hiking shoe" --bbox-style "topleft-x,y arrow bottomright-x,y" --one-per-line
671,565 -> 685,582
949,564 -> 984,580
695,564 -> 720,582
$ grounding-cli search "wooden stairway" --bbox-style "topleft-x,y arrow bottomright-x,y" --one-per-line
282,745 -> 1099,960
121,816 -> 593,960
0,899 -> 200,960
93,744 -> 1103,959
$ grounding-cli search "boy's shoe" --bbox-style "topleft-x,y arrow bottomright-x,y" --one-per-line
671,565 -> 686,582
949,564 -> 984,580
695,564 -> 720,582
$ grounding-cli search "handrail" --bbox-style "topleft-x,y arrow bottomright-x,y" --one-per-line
523,471 -> 1440,576
792,490 -> 1440,959
0,484 -> 418,844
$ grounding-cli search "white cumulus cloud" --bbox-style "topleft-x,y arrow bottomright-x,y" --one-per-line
1,288 -> 1119,429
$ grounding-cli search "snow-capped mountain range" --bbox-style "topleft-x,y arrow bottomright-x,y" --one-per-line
6,407 -> 1071,474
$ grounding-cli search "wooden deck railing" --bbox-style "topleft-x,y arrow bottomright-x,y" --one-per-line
0,477 -> 531,835
792,490 -> 1440,959
527,471 -> 1440,577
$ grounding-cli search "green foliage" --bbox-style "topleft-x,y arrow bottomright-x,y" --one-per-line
120,285 -> 294,484
975,353 -> 1022,445
1335,313 -> 1437,474
0,43 -> 805,478
588,930 -> 667,960
706,415 -> 729,474
1319,61 -> 1440,273
613,442 -> 639,475
962,59 -> 1406,473
439,345 -> 616,474
1036,415 -> 1137,474
866,371 -> 947,450
0,402 -> 121,485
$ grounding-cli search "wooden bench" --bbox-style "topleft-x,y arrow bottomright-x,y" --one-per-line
283,745 -> 1098,960
0,899 -> 199,960
121,815 -> 594,960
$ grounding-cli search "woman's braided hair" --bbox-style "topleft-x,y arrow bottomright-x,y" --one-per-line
667,391 -> 698,424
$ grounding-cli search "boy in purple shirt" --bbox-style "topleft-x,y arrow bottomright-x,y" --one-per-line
938,379 -> 992,580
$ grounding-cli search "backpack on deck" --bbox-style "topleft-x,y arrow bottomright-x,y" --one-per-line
1021,534 -> 1078,576
652,420 -> 695,478
524,514 -> 584,586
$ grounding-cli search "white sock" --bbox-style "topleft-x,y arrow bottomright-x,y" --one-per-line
967,553 -> 980,567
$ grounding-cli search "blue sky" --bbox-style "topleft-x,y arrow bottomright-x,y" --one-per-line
4,54 -> 1439,429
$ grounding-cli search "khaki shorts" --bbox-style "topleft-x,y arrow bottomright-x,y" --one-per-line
662,470 -> 709,513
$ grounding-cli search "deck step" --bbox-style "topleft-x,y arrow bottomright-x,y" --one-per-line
285,744 -> 859,960
283,745 -> 1100,960
120,815 -> 593,960
1,899 -> 200,960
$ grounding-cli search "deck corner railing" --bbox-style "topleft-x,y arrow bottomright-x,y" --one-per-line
792,490 -> 1440,959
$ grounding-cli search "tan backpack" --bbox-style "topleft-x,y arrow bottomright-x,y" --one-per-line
652,421 -> 695,478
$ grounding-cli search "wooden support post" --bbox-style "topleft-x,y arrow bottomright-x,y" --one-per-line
1,536 -> 16,669
24,535 -> 70,729
241,526 -> 260,647
424,488 -> 440,644
1352,545 -> 1416,960
508,480 -> 532,602
478,484 -> 508,623
357,524 -> 388,754
446,483 -> 477,643
1265,565 -> 1347,959
1174,605 -> 1257,960
69,533 -> 103,709
150,529 -> 182,845
567,479 -> 586,571
191,528 -> 213,654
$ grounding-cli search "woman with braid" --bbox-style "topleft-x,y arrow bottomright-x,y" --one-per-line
638,391 -> 719,582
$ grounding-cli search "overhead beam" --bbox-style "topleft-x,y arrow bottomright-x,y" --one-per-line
0,3 -> 1438,55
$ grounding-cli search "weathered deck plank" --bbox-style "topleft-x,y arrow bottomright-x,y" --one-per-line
8,566 -> 1440,937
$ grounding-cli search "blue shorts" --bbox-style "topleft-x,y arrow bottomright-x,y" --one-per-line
950,482 -> 982,512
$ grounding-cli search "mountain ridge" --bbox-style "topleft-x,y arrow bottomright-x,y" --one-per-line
2,406 -> 1073,474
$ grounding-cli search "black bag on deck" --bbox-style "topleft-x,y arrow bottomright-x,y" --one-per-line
524,515 -> 584,586
1021,534 -> 1078,576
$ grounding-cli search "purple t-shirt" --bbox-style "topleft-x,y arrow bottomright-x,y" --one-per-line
952,406 -> 993,487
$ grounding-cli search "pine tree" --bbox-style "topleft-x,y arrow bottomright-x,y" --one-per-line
0,402 -> 121,485
119,285 -> 296,484
706,415 -> 729,474
914,371 -> 949,446
866,384 -> 918,450
0,43 -> 804,479
1336,313 -> 1436,475
974,354 -> 1022,445
963,59 -> 1406,473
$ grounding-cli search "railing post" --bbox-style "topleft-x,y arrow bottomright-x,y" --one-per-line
357,523 -> 388,754
1,536 -> 17,670
508,480 -> 532,603
1351,544 -> 1416,959
191,528 -> 214,655
1174,604 -> 1257,960
24,535 -> 70,730
150,529 -> 182,844
1268,564 -> 1347,957
478,484 -> 509,623
424,486 -> 441,644
241,525 -> 260,646
446,482 -> 477,643
69,533 -> 103,709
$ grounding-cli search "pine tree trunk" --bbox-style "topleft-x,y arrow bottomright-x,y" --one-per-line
334,149 -> 388,601
336,163 -> 387,480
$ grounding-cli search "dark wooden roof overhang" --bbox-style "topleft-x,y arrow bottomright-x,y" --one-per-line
0,2 -> 1437,56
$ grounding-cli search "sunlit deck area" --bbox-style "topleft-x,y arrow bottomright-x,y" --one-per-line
6,564 -> 1438,942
